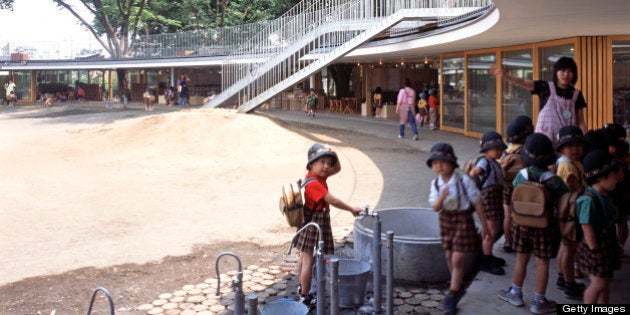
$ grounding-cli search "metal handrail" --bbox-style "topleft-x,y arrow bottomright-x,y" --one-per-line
205,0 -> 493,112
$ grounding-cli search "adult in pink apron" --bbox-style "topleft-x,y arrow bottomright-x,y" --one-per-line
490,57 -> 587,146
396,78 -> 419,140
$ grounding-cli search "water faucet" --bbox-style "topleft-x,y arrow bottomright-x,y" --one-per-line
214,252 -> 245,315
214,252 -> 243,296
287,222 -> 323,256
358,205 -> 378,219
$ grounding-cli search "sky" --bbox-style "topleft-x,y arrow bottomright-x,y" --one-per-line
0,0 -> 102,57
0,0 -> 94,42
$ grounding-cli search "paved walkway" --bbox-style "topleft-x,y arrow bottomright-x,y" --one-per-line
126,108 -> 629,314
262,110 -> 630,314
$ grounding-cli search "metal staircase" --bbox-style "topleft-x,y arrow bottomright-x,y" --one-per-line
204,0 -> 494,113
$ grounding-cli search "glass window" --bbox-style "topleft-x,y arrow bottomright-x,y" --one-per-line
14,72 -> 31,100
538,44 -> 574,82
501,49 -> 533,135
442,56 -> 465,129
466,53 -> 497,133
613,40 -> 630,125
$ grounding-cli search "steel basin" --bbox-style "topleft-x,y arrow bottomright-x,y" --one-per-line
353,207 -> 480,284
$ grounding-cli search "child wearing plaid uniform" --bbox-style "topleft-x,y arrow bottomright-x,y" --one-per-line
577,149 -> 621,304
469,131 -> 507,275
428,143 -> 484,314
294,143 -> 363,306
554,126 -> 587,300
499,133 -> 568,315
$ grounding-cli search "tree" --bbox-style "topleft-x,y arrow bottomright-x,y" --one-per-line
328,64 -> 355,98
0,0 -> 13,10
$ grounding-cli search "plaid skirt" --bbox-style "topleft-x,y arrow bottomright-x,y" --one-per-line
295,208 -> 334,255
439,210 -> 481,253
512,224 -> 560,259
481,185 -> 504,222
577,230 -> 619,278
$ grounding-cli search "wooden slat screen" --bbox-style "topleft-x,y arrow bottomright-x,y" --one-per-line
577,36 -> 610,129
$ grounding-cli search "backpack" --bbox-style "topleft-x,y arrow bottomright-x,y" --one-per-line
511,169 -> 553,228
278,177 -> 315,228
557,191 -> 581,241
463,155 -> 490,188
502,149 -> 525,189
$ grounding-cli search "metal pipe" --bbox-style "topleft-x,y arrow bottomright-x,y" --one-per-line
329,257 -> 339,315
215,252 -> 245,315
386,231 -> 394,315
86,286 -> 114,315
316,239 -> 325,315
286,222 -> 324,315
247,293 -> 258,315
372,212 -> 382,313
286,222 -> 323,255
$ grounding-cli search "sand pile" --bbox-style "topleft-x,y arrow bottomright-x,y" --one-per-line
0,108 -> 376,285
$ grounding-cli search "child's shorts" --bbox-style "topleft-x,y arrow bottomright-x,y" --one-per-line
577,230 -> 619,278
439,210 -> 480,252
481,185 -> 503,222
511,224 -> 559,259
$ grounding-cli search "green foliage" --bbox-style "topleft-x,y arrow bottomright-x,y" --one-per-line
0,0 -> 13,10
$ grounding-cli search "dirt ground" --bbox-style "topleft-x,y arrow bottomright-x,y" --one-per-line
0,103 -> 423,314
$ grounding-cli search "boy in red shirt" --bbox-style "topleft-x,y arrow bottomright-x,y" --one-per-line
294,143 -> 363,306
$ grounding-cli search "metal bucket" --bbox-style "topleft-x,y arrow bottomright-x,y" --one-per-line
353,207 -> 480,283
260,300 -> 309,315
327,258 -> 371,308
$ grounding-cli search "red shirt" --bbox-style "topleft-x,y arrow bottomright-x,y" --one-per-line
429,95 -> 438,109
304,173 -> 329,211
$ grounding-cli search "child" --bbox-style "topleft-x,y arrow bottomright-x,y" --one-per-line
294,143 -> 363,306
143,88 -> 155,111
7,90 -> 16,106
306,88 -> 317,118
577,149 -> 621,304
499,133 -> 568,314
500,115 -> 533,253
428,88 -> 439,130
373,86 -> 383,118
469,131 -> 507,275
165,87 -> 174,107
427,142 -> 484,314
554,126 -> 587,300
416,92 -> 428,128
604,123 -> 630,258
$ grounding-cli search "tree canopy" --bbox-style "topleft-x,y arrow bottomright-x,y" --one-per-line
46,0 -> 300,58
0,0 -> 13,10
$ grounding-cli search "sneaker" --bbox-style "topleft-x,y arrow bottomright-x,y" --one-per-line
443,292 -> 457,314
555,275 -> 566,290
498,287 -> 524,306
412,134 -> 419,141
530,297 -> 556,314
564,282 -> 585,300
299,294 -> 316,307
503,243 -> 514,253
490,255 -> 506,267
397,135 -> 404,139
481,261 -> 505,275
